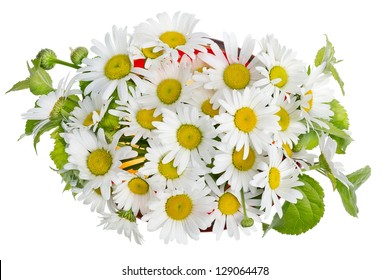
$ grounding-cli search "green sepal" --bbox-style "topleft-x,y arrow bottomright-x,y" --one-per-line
293,129 -> 319,152
50,128 -> 68,170
28,59 -> 54,95
6,78 -> 30,93
263,174 -> 325,236
336,166 -> 371,217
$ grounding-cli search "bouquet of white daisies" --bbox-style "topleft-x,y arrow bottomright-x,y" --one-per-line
8,11 -> 370,244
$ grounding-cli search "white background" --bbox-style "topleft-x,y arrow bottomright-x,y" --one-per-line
0,0 -> 388,279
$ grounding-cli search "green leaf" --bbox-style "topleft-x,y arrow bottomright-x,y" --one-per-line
336,165 -> 371,217
293,129 -> 319,152
33,119 -> 61,151
263,174 -> 325,235
329,99 -> 349,130
330,135 -> 352,154
50,129 -> 68,170
329,64 -> 345,96
6,78 -> 30,93
314,121 -> 353,154
28,59 -> 54,95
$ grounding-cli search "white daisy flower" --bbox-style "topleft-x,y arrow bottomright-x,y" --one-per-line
78,26 -> 145,100
137,60 -> 196,114
110,87 -> 163,145
130,43 -> 171,69
73,187 -> 116,214
319,134 -> 352,187
212,143 -> 262,192
255,36 -> 306,97
113,172 -> 155,215
23,77 -> 80,137
250,146 -> 303,218
215,87 -> 279,159
67,92 -> 109,132
188,88 -> 221,120
205,175 -> 261,240
133,11 -> 212,61
195,33 -> 262,108
139,139 -> 204,191
272,94 -> 307,147
63,128 -> 137,200
281,142 -> 316,171
100,210 -> 144,244
142,185 -> 215,244
300,63 -> 334,129
154,106 -> 217,173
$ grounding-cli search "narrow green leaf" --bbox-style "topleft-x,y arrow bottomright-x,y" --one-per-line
330,64 -> 345,95
264,174 -> 325,235
348,165 -> 371,191
314,47 -> 326,67
6,78 -> 30,93
330,135 -> 352,154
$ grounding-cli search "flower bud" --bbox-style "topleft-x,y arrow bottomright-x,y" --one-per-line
36,48 -> 57,70
240,217 -> 254,228
70,47 -> 88,65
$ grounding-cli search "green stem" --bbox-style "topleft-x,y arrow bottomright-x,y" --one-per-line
52,58 -> 80,69
240,188 -> 248,219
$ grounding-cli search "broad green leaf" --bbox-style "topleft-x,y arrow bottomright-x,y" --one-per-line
336,165 -> 371,217
50,129 -> 68,170
293,129 -> 319,152
330,135 -> 352,154
263,174 -> 325,235
329,99 -> 349,130
25,119 -> 40,136
6,78 -> 30,93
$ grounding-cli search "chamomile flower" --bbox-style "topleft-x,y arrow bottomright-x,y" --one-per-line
143,185 -> 215,244
139,139 -> 204,191
281,142 -> 316,171
272,94 -> 306,147
319,134 -> 352,187
133,11 -> 212,61
137,60 -> 196,114
130,43 -> 170,69
111,87 -> 163,145
67,92 -> 109,132
255,36 -> 306,97
250,146 -> 303,218
215,87 -> 279,159
78,26 -> 145,101
23,77 -> 80,137
100,210 -> 144,244
205,175 -> 261,240
113,172 -> 155,215
188,88 -> 221,120
64,128 -> 137,200
74,187 -> 116,214
300,63 -> 334,129
195,33 -> 262,108
154,106 -> 217,173
212,143 -> 262,192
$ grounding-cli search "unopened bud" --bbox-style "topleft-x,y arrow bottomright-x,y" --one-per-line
70,47 -> 88,65
36,48 -> 57,70
240,217 -> 254,228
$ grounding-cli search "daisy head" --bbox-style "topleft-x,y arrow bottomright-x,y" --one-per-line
215,86 -> 279,158
255,35 -> 306,97
188,88 -> 222,120
78,26 -> 145,100
113,172 -> 155,216
272,93 -> 307,147
138,60 -> 196,114
74,186 -> 116,214
154,106 -> 217,173
195,33 -> 262,108
142,185 -> 215,244
139,138 -> 204,191
250,145 -> 303,218
205,175 -> 261,240
63,128 -> 137,200
212,143 -> 262,192
133,11 -> 212,61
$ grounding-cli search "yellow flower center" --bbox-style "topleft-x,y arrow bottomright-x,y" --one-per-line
232,147 -> 256,171
159,31 -> 187,49
282,143 -> 293,158
158,159 -> 180,179
276,107 -> 290,131
303,90 -> 313,112
269,66 -> 288,88
157,79 -> 182,105
234,107 -> 257,133
223,63 -> 250,90
136,108 -> 163,130
176,124 -> 202,150
141,47 -> 164,59
218,192 -> 240,215
268,167 -> 281,190
87,149 -> 113,176
104,54 -> 132,80
165,194 -> 193,220
201,99 -> 219,117
128,177 -> 149,195
83,111 -> 100,127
